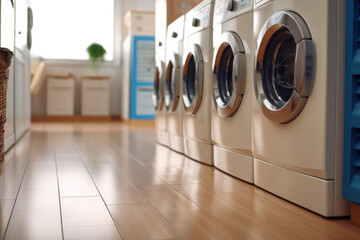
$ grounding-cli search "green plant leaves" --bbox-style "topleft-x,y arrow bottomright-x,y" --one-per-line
86,43 -> 106,63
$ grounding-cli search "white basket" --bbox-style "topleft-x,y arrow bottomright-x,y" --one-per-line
81,77 -> 110,116
46,76 -> 75,116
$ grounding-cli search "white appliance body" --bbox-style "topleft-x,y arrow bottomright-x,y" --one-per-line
211,0 -> 254,183
153,48 -> 168,146
182,0 -> 214,165
252,0 -> 349,216
165,16 -> 186,153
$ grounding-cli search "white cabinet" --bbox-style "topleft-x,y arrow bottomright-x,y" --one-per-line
124,11 -> 156,36
0,0 -> 31,151
14,50 -> 30,139
81,76 -> 110,116
14,0 -> 31,141
47,76 -> 75,116
15,0 -> 28,53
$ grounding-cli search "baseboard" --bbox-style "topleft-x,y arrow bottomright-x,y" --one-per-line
31,115 -> 47,122
184,137 -> 213,165
121,119 -> 155,127
254,158 -> 349,217
32,114 -> 120,122
351,203 -> 360,226
214,145 -> 253,183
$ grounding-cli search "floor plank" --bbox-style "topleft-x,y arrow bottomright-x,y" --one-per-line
61,197 -> 117,228
14,188 -> 59,210
64,225 -> 122,240
0,200 -> 15,239
56,156 -> 99,197
61,197 -> 122,239
109,204 -> 181,240
5,209 -> 62,240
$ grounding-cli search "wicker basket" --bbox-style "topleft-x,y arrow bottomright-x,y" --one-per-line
0,48 -> 14,161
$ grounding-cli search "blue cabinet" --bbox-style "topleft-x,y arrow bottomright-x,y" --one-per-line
343,0 -> 360,204
130,36 -> 155,119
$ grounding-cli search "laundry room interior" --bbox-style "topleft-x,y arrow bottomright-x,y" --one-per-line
0,0 -> 360,239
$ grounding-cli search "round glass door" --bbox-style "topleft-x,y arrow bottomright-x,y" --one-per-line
153,60 -> 165,111
213,32 -> 246,118
182,44 -> 204,115
165,53 -> 181,112
254,11 -> 314,123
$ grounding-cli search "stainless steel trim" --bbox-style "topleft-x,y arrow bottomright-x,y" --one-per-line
153,59 -> 165,111
294,39 -> 315,97
165,53 -> 181,112
254,11 -> 314,123
165,61 -> 173,111
261,94 -> 308,123
182,44 -> 204,115
212,31 -> 246,118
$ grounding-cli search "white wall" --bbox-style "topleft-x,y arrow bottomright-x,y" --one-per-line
136,0 -> 155,11
31,0 -> 155,117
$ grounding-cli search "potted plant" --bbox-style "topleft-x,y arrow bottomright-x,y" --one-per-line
86,43 -> 106,74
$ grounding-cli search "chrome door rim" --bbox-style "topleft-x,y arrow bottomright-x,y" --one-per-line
254,11 -> 314,123
182,44 -> 204,115
165,53 -> 181,112
212,31 -> 246,118
153,59 -> 165,111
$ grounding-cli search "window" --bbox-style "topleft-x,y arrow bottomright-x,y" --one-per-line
31,0 -> 114,61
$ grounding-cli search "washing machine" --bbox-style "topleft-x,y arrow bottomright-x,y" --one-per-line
153,48 -> 168,146
211,0 -> 254,183
165,16 -> 186,153
252,0 -> 348,216
182,0 -> 215,165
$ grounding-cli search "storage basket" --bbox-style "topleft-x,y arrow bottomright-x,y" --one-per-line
0,48 -> 13,161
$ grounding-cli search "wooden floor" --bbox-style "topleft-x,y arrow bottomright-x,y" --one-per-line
0,122 -> 359,240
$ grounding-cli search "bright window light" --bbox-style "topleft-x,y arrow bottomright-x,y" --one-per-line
31,0 -> 114,61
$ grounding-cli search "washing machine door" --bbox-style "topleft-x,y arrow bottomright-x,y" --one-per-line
213,32 -> 246,118
182,44 -> 204,115
153,59 -> 165,111
254,11 -> 314,123
165,53 -> 181,112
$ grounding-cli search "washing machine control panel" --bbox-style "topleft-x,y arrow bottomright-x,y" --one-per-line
223,0 -> 253,18
254,0 -> 272,9
213,0 -> 225,26
167,15 -> 185,43
185,3 -> 214,36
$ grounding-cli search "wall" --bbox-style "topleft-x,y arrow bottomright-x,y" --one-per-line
31,0 -> 155,117
136,0 -> 156,11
